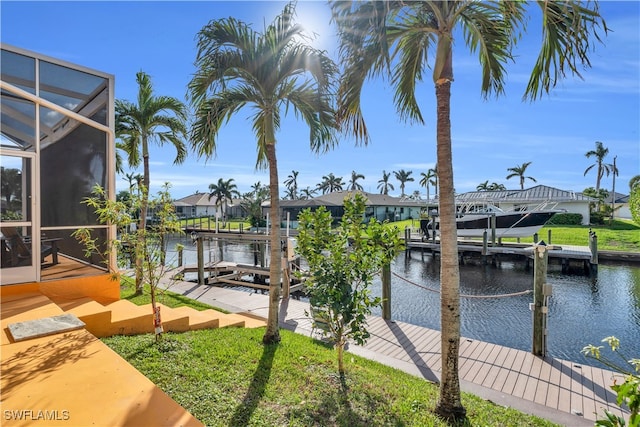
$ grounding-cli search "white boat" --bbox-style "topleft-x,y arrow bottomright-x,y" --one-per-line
421,203 -> 560,239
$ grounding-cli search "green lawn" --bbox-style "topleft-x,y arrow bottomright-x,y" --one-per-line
108,279 -> 558,426
103,328 -> 557,427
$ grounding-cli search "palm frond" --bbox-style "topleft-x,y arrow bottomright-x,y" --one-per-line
525,1 -> 607,100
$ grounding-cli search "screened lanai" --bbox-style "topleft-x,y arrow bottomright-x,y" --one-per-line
0,44 -> 115,285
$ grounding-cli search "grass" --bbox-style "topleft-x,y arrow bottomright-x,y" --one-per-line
395,219 -> 640,252
109,279 -> 557,426
103,328 -> 558,427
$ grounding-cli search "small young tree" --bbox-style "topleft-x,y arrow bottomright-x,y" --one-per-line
73,183 -> 183,341
296,193 -> 403,376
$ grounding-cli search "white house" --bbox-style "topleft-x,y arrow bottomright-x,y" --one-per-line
455,185 -> 596,225
173,193 -> 244,219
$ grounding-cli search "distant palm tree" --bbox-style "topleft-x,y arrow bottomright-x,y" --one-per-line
188,3 -> 338,344
506,162 -> 537,190
490,183 -> 507,191
420,169 -> 437,200
317,173 -> 344,194
116,71 -> 187,295
394,169 -> 414,197
410,190 -> 421,200
208,178 -> 240,225
584,141 -> 617,193
348,170 -> 365,191
476,180 -> 491,191
429,167 -> 439,198
299,186 -> 317,200
284,170 -> 299,200
377,170 -> 394,195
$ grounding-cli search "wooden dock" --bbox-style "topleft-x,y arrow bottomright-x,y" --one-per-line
175,261 -> 305,293
406,239 -> 598,274
163,279 -> 630,426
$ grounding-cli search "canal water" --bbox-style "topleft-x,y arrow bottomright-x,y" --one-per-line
170,236 -> 640,367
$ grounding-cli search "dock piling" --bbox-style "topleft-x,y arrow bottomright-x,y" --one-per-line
532,242 -> 550,357
196,236 -> 204,286
589,230 -> 598,275
382,263 -> 391,320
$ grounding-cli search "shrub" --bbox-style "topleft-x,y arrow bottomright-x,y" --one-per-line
590,211 -> 607,225
547,213 -> 583,225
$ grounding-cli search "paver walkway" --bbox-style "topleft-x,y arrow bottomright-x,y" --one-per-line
164,278 -> 630,427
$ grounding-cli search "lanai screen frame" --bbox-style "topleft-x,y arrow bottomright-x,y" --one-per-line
0,44 -> 116,284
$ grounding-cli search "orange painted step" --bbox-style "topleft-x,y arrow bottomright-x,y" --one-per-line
104,300 -> 154,336
188,309 -> 245,328
154,303 -> 191,333
53,297 -> 112,338
226,312 -> 267,329
171,306 -> 220,330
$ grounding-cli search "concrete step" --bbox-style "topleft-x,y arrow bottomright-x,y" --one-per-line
53,297 -> 112,337
154,303 -> 190,333
52,296 -> 264,338
104,300 -> 154,336
171,306 -> 220,330
227,312 -> 267,329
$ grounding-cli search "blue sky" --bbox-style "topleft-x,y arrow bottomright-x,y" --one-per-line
2,1 -> 638,200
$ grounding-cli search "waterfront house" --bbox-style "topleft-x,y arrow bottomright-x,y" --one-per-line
455,185 -> 596,225
173,192 -> 244,220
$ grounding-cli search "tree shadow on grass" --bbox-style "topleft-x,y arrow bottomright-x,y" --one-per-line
286,371 -> 405,426
229,342 -> 277,427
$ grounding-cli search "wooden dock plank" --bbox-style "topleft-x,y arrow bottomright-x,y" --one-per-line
501,348 -> 528,395
558,359 -> 575,413
480,344 -> 511,389
459,340 -> 489,379
533,358 -> 553,405
512,353 -> 536,398
467,341 -> 498,385
545,357 -> 563,409
522,355 -> 544,402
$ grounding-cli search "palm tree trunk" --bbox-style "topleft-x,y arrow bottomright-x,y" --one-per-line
263,126 -> 282,344
434,80 -> 466,420
135,138 -> 150,295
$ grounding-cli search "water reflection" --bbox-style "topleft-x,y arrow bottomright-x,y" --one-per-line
171,237 -> 640,367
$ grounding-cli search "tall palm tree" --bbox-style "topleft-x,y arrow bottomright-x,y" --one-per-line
188,3 -> 338,344
284,170 -> 299,200
377,170 -> 394,195
208,178 -> 240,225
584,141 -> 617,193
332,1 -> 606,418
116,71 -> 187,295
394,169 -> 414,197
348,170 -> 365,191
420,169 -> 436,201
506,161 -> 537,190
317,173 -> 344,194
